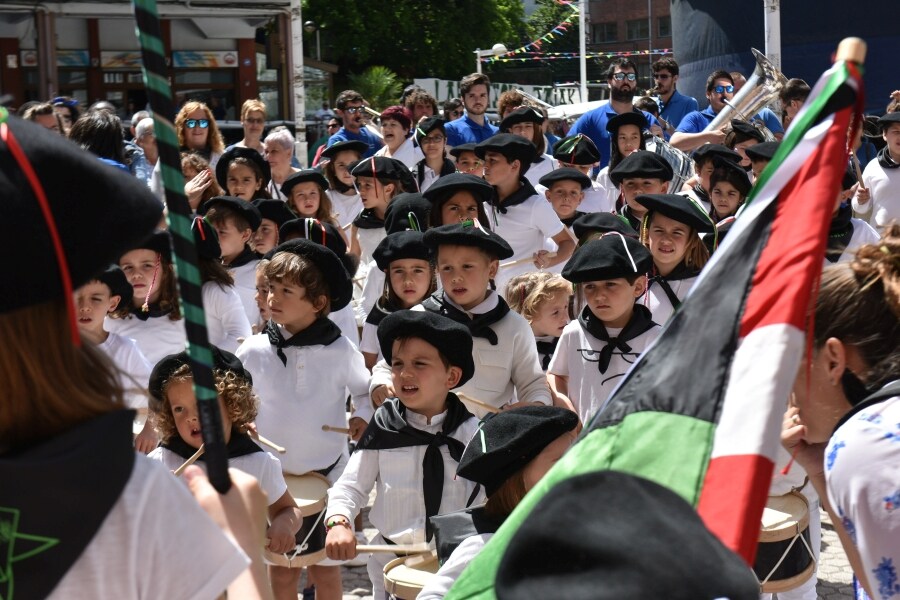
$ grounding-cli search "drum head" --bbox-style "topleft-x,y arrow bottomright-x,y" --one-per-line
284,472 -> 330,512
384,551 -> 440,599
264,547 -> 327,569
760,491 -> 809,542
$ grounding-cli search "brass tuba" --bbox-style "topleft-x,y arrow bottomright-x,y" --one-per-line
704,48 -> 787,137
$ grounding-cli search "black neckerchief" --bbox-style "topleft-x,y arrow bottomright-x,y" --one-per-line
826,203 -> 854,263
693,184 -> 710,205
832,380 -> 900,435
536,337 -> 559,371
488,178 -> 537,215
365,297 -> 402,327
129,303 -> 171,321
0,410 -> 135,600
265,318 -> 342,365
877,146 -> 900,169
353,208 -> 385,230
430,506 -> 505,564
332,179 -> 353,194
162,427 -> 263,461
577,304 -> 657,373
417,158 -> 456,188
227,245 -> 261,268
356,395 -> 473,540
421,291 -> 511,345
618,206 -> 642,232
560,211 -> 586,228
649,262 -> 700,311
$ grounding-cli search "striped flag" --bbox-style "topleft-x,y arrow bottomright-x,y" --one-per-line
446,55 -> 864,599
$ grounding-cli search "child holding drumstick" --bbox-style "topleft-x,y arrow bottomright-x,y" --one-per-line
146,347 -> 303,599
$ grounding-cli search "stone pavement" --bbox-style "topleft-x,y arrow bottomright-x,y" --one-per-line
329,508 -> 855,600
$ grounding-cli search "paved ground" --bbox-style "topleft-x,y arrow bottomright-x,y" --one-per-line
317,507 -> 854,599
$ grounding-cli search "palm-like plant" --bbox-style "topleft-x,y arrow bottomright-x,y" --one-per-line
347,66 -> 403,110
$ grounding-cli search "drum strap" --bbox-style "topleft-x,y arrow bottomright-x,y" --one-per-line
314,454 -> 342,478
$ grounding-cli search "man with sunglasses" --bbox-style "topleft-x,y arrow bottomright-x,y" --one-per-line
326,89 -> 383,158
671,70 -> 782,152
566,59 -> 661,170
651,58 -> 699,132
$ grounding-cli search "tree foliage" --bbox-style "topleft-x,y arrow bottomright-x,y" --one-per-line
302,0 -> 529,81
347,66 -> 403,108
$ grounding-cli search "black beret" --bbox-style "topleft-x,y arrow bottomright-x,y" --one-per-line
280,168 -> 330,198
495,471 -> 761,600
215,146 -> 271,190
878,112 -> 900,129
277,218 -> 356,276
1,115 -> 162,313
373,230 -> 431,271
198,196 -> 262,232
636,193 -> 715,233
271,238 -> 352,311
552,134 -> 601,166
423,220 -> 514,260
692,143 -> 741,164
499,106 -> 545,131
711,159 -> 752,197
474,133 -> 536,174
730,119 -> 766,144
191,216 -> 221,260
605,111 -> 648,133
414,116 -> 447,144
384,192 -> 432,234
131,229 -> 172,262
538,167 -> 592,190
149,345 -> 252,404
571,212 -> 638,241
456,406 -> 577,496
252,198 -> 295,228
562,234 -> 652,283
377,310 -> 474,387
349,156 -> 411,181
449,143 -> 478,159
608,150 -> 673,186
744,141 -> 780,161
422,172 -> 495,206
96,265 -> 133,306
320,140 -> 368,161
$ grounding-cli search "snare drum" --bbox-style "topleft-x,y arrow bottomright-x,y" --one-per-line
265,472 -> 330,568
753,491 -> 816,593
384,551 -> 440,599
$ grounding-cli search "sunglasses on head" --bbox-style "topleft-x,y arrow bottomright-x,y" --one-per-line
713,85 -> 735,94
186,119 -> 209,129
612,73 -> 637,82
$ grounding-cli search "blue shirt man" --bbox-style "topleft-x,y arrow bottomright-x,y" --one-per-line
445,73 -> 499,147
326,89 -> 383,158
568,104 -> 660,169
651,58 -> 699,131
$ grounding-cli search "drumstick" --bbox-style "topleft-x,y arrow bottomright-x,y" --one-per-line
174,444 -> 205,477
356,543 -> 431,554
456,393 -> 500,414
256,434 -> 286,454
500,252 -> 556,269
322,425 -> 351,434
850,153 -> 864,188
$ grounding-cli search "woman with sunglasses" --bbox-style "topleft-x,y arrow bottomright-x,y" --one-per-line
175,101 -> 226,168
443,99 -> 464,122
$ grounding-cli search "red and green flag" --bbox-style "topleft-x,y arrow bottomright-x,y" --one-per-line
446,51 -> 865,599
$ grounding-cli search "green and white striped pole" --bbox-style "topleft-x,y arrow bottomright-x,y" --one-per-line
132,0 -> 231,493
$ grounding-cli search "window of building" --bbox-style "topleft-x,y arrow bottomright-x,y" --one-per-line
592,22 -> 617,44
626,19 -> 649,41
658,16 -> 672,38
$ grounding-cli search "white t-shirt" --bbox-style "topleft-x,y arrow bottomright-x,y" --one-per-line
825,395 -> 900,600
487,192 -> 566,293
228,259 -> 261,327
858,158 -> 900,229
548,317 -> 661,424
98,332 -> 152,409
523,155 -> 558,189
149,446 -> 287,507
203,281 -> 253,353
49,455 -> 248,599
327,190 -> 363,232
236,328 -> 373,475
592,168 -> 619,213
105,313 -> 187,367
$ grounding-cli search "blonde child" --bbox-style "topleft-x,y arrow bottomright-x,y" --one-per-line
147,347 -> 303,600
216,146 -> 272,202
505,272 -> 572,371
360,230 -> 435,369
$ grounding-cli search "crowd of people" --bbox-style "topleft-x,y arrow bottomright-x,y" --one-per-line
2,52 -> 898,600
